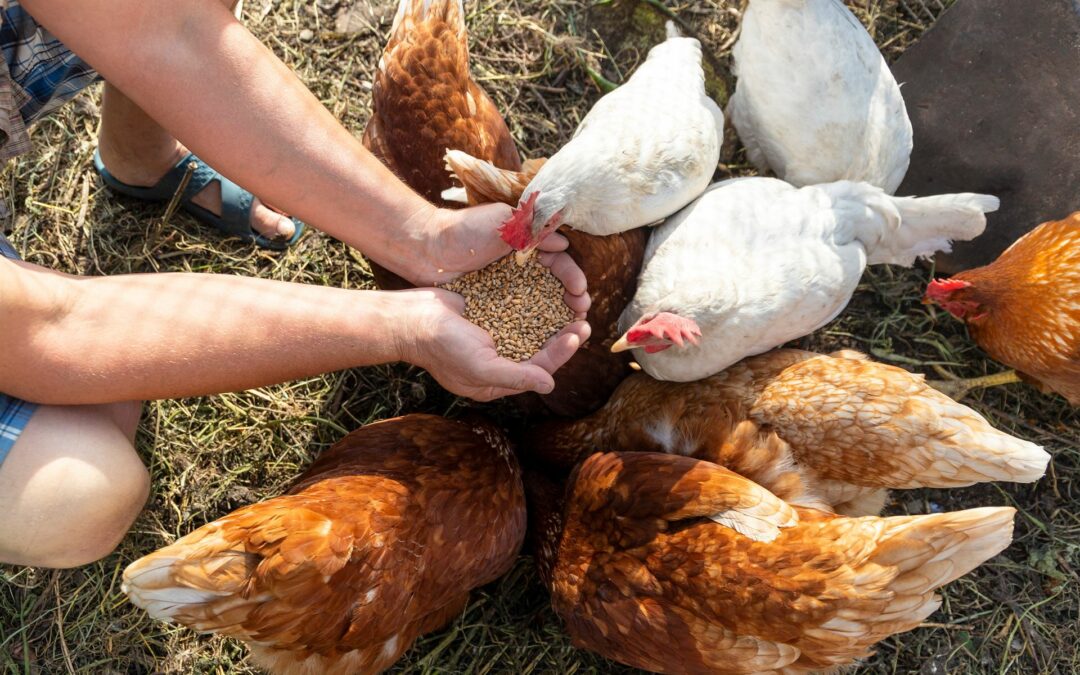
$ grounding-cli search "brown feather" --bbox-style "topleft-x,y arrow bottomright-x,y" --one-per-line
361,0 -> 520,291
948,214 -> 1080,404
531,451 -> 1014,675
520,348 -> 1046,513
122,414 -> 526,675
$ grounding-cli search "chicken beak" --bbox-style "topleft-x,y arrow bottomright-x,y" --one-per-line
513,249 -> 536,266
610,334 -> 633,353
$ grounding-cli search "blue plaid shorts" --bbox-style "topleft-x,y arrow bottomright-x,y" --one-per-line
0,231 -> 37,465
1,0 -> 99,124
0,0 -> 99,161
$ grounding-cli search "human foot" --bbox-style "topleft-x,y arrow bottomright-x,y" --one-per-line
96,139 -> 296,243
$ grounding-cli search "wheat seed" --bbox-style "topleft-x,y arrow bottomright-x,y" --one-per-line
441,255 -> 575,362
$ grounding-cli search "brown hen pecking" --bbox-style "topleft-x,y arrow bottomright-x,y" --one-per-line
520,348 -> 1048,515
527,450 -> 1015,675
361,0 -> 521,289
925,213 -> 1080,404
122,414 -> 526,675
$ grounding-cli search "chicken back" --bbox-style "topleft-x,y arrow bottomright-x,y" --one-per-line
520,349 -> 1047,515
529,451 -> 1015,675
926,213 -> 1080,405
729,0 -> 913,193
122,414 -> 526,675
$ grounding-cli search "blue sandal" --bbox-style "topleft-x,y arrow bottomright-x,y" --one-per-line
93,149 -> 305,251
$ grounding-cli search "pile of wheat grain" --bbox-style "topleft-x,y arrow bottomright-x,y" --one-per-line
441,255 -> 575,361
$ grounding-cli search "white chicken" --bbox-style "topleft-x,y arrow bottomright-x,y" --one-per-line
728,0 -> 912,193
497,22 -> 723,255
613,178 -> 998,382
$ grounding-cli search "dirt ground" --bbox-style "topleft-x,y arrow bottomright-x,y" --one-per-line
1,0 -> 1077,673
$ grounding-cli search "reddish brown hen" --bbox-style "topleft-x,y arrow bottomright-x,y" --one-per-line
363,0 -> 520,205
360,0 -> 521,289
527,451 -> 1015,675
521,349 -> 1047,516
122,415 -> 526,675
925,213 -> 1080,404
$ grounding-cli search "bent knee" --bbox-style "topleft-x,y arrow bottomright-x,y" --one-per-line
0,405 -> 150,568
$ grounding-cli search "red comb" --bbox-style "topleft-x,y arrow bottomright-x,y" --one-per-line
498,191 -> 539,250
627,313 -> 702,352
925,277 -> 971,300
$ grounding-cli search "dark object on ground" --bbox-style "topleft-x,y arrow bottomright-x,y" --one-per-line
894,0 -> 1080,274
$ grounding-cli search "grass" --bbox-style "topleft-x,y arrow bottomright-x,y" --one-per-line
1,0 -> 1078,673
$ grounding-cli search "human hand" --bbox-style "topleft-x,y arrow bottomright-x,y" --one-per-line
407,204 -> 578,286
394,288 -> 592,402
404,202 -> 590,319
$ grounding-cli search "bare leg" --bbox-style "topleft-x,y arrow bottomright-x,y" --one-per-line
0,402 -> 148,568
95,0 -> 295,242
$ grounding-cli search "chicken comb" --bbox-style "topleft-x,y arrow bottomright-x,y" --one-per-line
498,191 -> 539,250
624,312 -> 702,353
925,277 -> 972,300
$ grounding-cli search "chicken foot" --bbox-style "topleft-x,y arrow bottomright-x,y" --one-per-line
928,368 -> 1022,400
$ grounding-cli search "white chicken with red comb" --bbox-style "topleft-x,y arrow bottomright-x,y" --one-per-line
497,21 -> 723,258
615,177 -> 1000,382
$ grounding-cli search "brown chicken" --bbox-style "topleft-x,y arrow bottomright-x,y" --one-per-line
360,0 -> 521,289
527,450 -> 1015,675
122,415 -> 526,675
521,348 -> 1048,515
925,213 -> 1080,404
448,150 -> 650,418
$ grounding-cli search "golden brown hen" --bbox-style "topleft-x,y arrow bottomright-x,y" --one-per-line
360,0 -> 521,289
527,450 -> 1015,675
521,348 -> 1048,516
925,213 -> 1080,404
122,414 -> 526,675
447,149 -> 650,418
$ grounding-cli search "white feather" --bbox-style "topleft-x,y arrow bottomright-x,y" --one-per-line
729,0 -> 913,193
621,178 -> 997,382
518,31 -> 724,235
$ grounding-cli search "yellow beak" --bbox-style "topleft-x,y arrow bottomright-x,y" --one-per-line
610,334 -> 633,353
513,248 -> 536,266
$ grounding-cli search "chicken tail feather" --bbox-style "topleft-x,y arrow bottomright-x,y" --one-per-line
443,149 -> 544,206
391,0 -> 465,38
873,193 -> 999,266
858,506 -> 1013,636
122,527 -> 260,630
799,506 -> 1014,666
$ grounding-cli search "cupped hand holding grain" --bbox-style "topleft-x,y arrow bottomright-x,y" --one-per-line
393,288 -> 590,402
440,236 -> 590,362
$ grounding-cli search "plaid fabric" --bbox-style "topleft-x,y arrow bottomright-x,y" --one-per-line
0,0 -> 99,162
0,231 -> 36,465
0,394 -> 36,465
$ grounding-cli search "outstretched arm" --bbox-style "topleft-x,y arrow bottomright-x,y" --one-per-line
0,258 -> 588,404
19,0 -> 511,286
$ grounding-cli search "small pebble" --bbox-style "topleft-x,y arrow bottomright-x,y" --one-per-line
299,28 -> 315,42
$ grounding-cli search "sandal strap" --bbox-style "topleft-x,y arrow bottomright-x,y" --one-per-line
173,155 -> 223,204
209,169 -> 257,239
